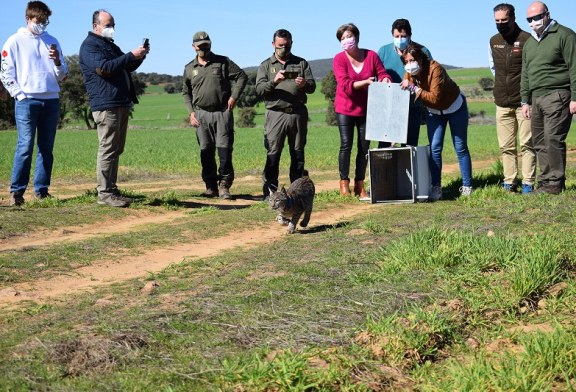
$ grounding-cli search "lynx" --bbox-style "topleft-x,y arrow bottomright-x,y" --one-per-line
268,173 -> 315,234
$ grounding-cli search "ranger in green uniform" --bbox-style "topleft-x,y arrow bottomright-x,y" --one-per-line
256,29 -> 316,199
183,31 -> 247,199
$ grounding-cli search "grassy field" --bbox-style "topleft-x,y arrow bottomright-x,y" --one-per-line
1,68 -> 576,391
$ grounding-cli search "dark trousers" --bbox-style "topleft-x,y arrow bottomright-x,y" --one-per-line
195,109 -> 235,189
531,90 -> 573,187
337,113 -> 370,181
262,109 -> 307,196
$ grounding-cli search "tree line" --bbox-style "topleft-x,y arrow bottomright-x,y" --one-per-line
0,56 -> 262,130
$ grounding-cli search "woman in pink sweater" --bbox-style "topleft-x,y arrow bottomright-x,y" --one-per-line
333,23 -> 391,198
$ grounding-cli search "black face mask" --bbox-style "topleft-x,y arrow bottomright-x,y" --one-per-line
496,22 -> 511,35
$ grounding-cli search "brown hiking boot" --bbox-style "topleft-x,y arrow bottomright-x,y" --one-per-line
339,179 -> 350,196
218,184 -> 232,200
354,180 -> 369,199
201,187 -> 218,198
97,193 -> 129,208
536,184 -> 562,195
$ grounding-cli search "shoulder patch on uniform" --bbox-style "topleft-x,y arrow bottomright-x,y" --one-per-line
2,50 -> 8,58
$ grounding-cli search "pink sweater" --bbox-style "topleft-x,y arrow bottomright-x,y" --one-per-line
333,49 -> 390,116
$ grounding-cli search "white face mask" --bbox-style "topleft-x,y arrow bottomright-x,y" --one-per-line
30,22 -> 46,35
404,62 -> 420,75
529,19 -> 545,34
101,27 -> 115,39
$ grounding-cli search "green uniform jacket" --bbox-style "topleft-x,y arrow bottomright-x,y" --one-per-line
182,53 -> 247,113
255,53 -> 316,111
490,24 -> 530,108
521,22 -> 576,104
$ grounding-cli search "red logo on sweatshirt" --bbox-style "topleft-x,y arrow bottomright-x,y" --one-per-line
1,50 -> 7,58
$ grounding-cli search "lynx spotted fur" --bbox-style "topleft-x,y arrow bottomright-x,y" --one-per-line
269,173 -> 315,234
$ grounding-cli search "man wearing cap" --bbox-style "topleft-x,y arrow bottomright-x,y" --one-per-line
183,31 -> 247,199
256,29 -> 316,199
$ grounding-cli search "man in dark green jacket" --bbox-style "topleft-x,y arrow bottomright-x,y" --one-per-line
520,1 -> 576,194
490,3 -> 536,194
256,29 -> 316,200
183,31 -> 247,199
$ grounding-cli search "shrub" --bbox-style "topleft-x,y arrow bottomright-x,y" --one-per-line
236,107 -> 256,128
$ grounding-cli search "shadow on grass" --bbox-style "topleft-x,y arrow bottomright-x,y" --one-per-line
442,170 -> 502,200
146,199 -> 254,211
300,221 -> 350,234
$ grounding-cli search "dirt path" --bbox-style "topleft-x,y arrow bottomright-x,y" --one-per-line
0,155 -> 531,306
0,202 -> 379,305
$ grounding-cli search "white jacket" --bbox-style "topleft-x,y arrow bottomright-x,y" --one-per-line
1,27 -> 68,101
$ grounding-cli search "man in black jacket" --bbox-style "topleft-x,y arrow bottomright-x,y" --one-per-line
489,3 -> 536,194
79,9 -> 149,207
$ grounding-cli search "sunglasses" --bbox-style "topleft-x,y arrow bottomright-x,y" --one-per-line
526,12 -> 548,23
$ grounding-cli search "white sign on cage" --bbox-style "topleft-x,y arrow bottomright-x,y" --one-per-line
365,83 -> 410,144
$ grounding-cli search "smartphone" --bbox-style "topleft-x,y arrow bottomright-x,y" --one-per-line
283,71 -> 298,79
142,38 -> 149,49
50,43 -> 57,50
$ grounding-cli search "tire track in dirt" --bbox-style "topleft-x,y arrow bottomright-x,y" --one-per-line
0,202 -> 379,306
0,155 -> 531,306
0,210 -> 189,252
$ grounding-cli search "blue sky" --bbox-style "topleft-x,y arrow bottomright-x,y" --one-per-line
1,0 -> 575,76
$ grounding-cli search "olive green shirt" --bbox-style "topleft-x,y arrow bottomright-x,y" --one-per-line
255,53 -> 316,110
182,53 -> 247,112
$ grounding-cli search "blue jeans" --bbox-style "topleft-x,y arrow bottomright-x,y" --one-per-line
11,98 -> 60,195
426,97 -> 472,187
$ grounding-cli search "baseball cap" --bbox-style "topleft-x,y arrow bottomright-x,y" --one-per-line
193,31 -> 211,45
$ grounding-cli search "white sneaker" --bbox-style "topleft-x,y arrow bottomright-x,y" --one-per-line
459,186 -> 473,196
429,185 -> 443,201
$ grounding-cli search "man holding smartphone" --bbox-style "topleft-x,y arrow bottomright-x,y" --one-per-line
256,29 -> 316,200
79,9 -> 149,207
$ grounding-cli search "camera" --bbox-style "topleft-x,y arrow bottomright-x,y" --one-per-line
142,38 -> 149,49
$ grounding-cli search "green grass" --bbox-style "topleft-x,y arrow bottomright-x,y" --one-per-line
1,70 -> 576,390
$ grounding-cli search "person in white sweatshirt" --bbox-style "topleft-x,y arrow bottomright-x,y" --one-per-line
1,1 -> 68,206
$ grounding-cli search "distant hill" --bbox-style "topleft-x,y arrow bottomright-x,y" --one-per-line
244,58 -> 460,80
243,58 -> 334,80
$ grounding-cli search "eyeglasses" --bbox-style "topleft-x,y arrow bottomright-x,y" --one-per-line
29,17 -> 49,26
526,12 -> 548,23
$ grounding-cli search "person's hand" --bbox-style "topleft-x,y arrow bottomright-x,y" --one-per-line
131,45 -> 148,59
274,70 -> 286,84
570,101 -> 576,115
522,104 -> 531,119
189,112 -> 200,127
294,76 -> 307,89
399,80 -> 411,89
380,77 -> 391,83
48,45 -> 61,66
227,97 -> 236,111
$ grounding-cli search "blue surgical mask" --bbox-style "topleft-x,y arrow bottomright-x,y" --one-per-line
394,37 -> 410,50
